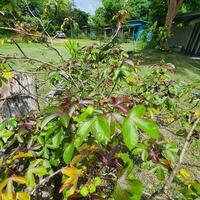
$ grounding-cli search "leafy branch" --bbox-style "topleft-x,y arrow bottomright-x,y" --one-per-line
148,117 -> 200,200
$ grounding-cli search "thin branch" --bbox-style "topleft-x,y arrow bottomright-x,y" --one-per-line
0,27 -> 41,38
45,43 -> 65,62
100,26 -> 121,52
24,0 -> 51,41
148,117 -> 200,200
30,168 -> 62,195
164,117 -> 200,191
0,54 -> 57,69
12,39 -> 27,57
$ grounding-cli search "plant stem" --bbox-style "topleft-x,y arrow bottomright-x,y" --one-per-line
148,117 -> 200,200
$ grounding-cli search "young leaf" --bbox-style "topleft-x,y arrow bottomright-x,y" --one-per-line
70,154 -> 86,167
122,118 -> 138,150
16,192 -> 31,200
180,168 -> 190,179
94,177 -> 102,187
13,152 -> 33,160
156,167 -> 165,181
74,106 -> 94,122
2,72 -> 13,79
80,186 -> 89,197
0,179 -> 9,191
60,167 -> 79,196
12,176 -> 26,185
0,130 -> 14,138
89,184 -> 96,193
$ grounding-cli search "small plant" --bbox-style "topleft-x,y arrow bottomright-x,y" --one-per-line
64,40 -> 82,60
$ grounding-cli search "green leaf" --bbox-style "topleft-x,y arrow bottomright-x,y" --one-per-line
0,140 -> 3,149
192,183 -> 200,195
156,167 -> 165,181
25,171 -> 35,188
32,166 -> 47,176
94,177 -> 102,187
7,118 -> 17,127
60,113 -> 70,128
37,136 -> 44,145
129,105 -> 146,118
89,184 -> 96,193
128,105 -> 160,139
141,150 -> 148,162
122,118 -> 138,150
63,143 -> 74,164
74,106 -> 94,122
162,149 -> 176,163
0,130 -> 14,138
92,116 -> 111,144
25,160 -> 48,188
80,186 -> 89,197
41,114 -> 58,130
74,119 -> 95,148
131,179 -> 143,196
134,118 -> 160,139
114,164 -> 143,200
52,130 -> 63,148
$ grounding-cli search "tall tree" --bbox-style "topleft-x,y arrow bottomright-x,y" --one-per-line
165,0 -> 184,31
127,0 -> 151,20
150,0 -> 200,31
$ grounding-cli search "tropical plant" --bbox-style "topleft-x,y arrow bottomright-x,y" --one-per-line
0,36 -> 200,199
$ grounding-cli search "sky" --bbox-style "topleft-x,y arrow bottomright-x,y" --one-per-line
74,0 -> 102,15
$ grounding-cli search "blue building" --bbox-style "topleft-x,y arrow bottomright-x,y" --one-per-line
126,19 -> 152,41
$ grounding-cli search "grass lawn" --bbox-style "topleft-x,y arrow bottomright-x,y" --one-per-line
0,39 -> 200,83
137,49 -> 200,82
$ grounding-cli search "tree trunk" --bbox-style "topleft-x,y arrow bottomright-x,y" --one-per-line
160,0 -> 184,49
165,0 -> 184,32
0,73 -> 39,121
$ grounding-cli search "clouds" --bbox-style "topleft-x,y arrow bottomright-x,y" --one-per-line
74,0 -> 102,15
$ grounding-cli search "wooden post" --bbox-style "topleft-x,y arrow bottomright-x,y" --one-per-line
0,73 -> 39,121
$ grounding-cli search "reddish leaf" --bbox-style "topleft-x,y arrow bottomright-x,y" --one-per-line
115,104 -> 129,114
148,147 -> 162,163
111,97 -> 132,105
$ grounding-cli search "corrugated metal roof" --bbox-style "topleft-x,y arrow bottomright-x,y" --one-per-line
175,12 -> 200,24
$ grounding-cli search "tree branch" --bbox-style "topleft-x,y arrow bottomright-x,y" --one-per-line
0,54 -> 57,69
30,168 -> 62,195
164,117 -> 200,191
148,117 -> 200,200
